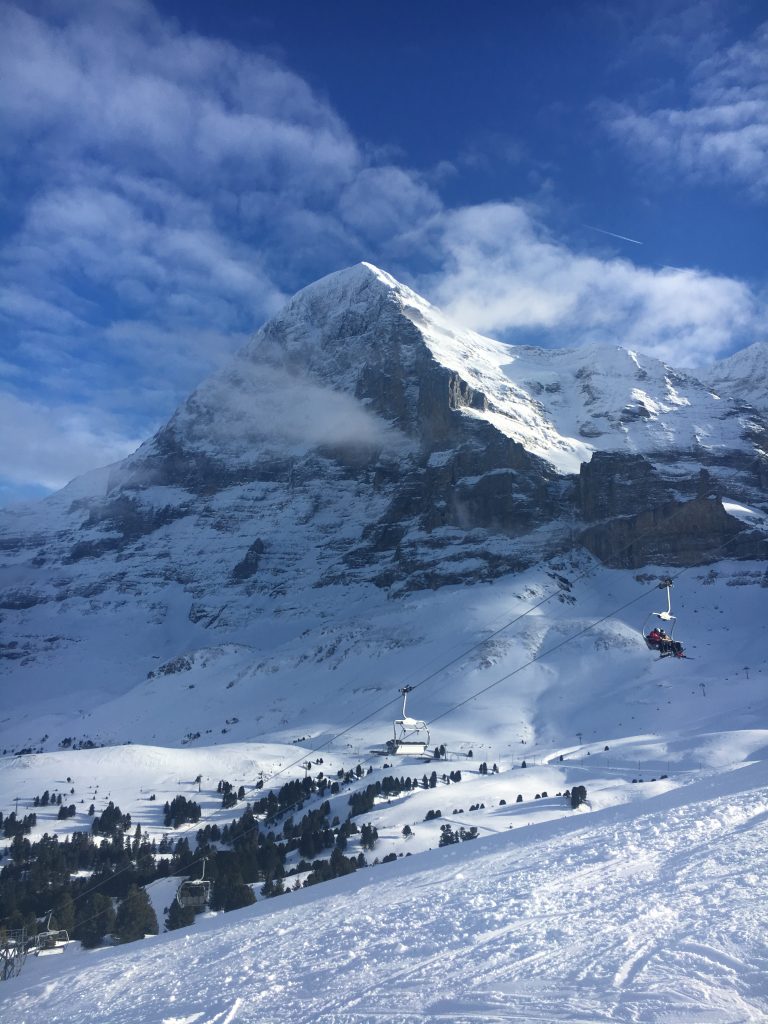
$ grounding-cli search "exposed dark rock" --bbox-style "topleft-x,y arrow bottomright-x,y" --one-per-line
65,538 -> 123,563
579,453 -> 672,522
231,539 -> 266,581
0,589 -> 47,610
579,496 -> 768,568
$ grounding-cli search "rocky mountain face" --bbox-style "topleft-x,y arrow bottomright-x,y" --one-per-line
1,262 -> 767,686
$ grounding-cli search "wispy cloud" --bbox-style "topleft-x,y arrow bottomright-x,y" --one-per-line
601,19 -> 768,196
179,360 -> 412,456
422,202 -> 757,365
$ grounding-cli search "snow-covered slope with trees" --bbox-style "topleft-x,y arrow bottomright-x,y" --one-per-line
3,747 -> 768,1023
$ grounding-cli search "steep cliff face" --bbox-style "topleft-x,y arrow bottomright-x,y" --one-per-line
579,493 -> 768,568
1,263 -> 767,687
103,262 -> 768,578
61,263 -> 574,592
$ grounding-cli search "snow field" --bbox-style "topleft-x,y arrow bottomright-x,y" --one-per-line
4,759 -> 768,1023
1,561 -> 767,1021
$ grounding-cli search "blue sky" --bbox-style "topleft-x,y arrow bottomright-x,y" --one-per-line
1,0 -> 766,504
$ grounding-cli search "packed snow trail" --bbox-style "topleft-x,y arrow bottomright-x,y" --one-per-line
5,761 -> 768,1024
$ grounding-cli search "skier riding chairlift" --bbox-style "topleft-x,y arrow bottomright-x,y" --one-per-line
643,578 -> 686,659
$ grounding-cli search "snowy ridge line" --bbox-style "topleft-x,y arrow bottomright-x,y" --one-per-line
25,507 -> 753,940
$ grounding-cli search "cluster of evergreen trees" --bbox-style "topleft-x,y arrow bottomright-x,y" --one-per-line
0,826 -> 162,946
91,801 -> 131,838
163,796 -> 201,829
32,789 -> 70,807
1,811 -> 37,839
438,823 -> 479,846
217,780 -> 245,809
78,886 -> 158,947
347,771 -> 461,817
1,757 -> 495,949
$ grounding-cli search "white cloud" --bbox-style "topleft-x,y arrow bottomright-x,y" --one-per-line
185,360 -> 412,455
0,1 -> 360,194
339,166 -> 442,237
0,0 -> 446,499
0,0 -> 448,498
602,21 -> 768,196
425,202 -> 759,365
0,391 -> 142,491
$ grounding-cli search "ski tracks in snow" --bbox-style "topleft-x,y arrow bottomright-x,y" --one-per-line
4,770 -> 768,1024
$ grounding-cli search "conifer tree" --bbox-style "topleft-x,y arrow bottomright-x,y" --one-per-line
52,892 -> 76,936
114,885 -> 158,943
165,899 -> 196,931
74,893 -> 116,949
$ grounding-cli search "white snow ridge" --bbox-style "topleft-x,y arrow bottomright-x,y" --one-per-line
1,263 -> 768,1023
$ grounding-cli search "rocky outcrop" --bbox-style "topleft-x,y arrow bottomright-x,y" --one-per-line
579,453 -> 673,522
579,496 -> 768,568
231,539 -> 266,581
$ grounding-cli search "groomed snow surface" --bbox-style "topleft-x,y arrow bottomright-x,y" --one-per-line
5,759 -> 768,1024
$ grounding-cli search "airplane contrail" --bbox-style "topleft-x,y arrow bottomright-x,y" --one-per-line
583,224 -> 643,245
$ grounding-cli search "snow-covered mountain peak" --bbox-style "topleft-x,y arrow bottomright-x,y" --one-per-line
0,260 -> 767,728
215,263 -> 587,472
703,341 -> 768,413
110,263 -> 764,485
496,340 -> 745,455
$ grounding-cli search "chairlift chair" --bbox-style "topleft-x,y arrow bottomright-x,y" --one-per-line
642,577 -> 685,658
176,859 -> 212,910
387,686 -> 431,756
30,911 -> 69,956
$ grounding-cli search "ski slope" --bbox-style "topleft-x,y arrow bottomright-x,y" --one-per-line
4,756 -> 768,1023
0,557 -> 767,1021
